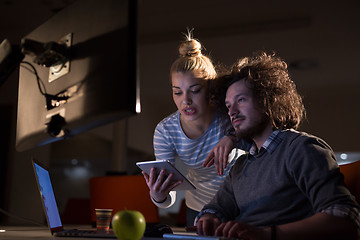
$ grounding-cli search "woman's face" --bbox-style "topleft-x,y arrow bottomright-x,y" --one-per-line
171,71 -> 210,122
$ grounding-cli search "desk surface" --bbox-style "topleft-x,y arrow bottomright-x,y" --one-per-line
0,226 -> 163,240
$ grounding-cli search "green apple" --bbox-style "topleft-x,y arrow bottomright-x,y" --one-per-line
112,210 -> 146,240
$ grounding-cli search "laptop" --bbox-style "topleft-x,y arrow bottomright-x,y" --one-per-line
32,158 -> 116,238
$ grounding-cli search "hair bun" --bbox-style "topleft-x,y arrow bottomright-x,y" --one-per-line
179,39 -> 202,57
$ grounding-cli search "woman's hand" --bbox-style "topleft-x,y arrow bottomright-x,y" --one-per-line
142,167 -> 182,202
203,135 -> 236,175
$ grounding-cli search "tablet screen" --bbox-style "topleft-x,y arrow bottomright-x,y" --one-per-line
136,160 -> 196,190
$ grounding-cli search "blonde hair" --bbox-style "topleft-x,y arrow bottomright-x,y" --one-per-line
170,30 -> 217,80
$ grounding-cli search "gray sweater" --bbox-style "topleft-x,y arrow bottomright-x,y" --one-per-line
201,129 -> 359,227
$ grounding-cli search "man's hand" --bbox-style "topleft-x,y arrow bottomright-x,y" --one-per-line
215,220 -> 269,240
196,213 -> 221,236
203,136 -> 236,175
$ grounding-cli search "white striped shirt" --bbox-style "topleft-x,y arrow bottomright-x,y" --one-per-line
153,111 -> 244,211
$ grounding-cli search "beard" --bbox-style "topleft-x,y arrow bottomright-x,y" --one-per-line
234,113 -> 270,139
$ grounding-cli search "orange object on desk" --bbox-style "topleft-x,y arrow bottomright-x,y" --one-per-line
89,175 -> 159,224
339,160 -> 360,205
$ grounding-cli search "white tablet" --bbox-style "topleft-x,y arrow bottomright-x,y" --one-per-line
136,160 -> 196,191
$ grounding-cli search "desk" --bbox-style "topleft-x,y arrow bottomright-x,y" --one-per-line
0,226 -> 163,240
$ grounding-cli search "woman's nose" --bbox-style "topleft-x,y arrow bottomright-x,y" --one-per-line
183,93 -> 192,105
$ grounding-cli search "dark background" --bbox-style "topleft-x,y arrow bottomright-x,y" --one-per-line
0,0 -> 359,224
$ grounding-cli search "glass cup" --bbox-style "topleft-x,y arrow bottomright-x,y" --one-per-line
95,209 -> 113,231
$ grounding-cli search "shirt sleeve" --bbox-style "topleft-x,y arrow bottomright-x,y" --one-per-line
150,191 -> 176,208
288,135 -> 360,226
322,204 -> 360,228
153,122 -> 176,163
151,122 -> 177,208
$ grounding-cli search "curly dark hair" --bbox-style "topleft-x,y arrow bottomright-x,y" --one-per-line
212,51 -> 306,131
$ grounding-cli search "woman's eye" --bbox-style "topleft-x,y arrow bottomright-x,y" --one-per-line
191,89 -> 201,94
174,92 -> 182,95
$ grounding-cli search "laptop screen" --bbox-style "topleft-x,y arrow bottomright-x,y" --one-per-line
33,160 -> 63,230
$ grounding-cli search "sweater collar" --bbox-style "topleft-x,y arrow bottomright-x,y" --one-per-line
249,129 -> 285,155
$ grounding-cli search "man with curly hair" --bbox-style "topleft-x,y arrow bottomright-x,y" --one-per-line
196,52 -> 360,240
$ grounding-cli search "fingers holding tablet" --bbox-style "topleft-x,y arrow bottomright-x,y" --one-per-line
142,167 -> 183,203
137,160 -> 196,191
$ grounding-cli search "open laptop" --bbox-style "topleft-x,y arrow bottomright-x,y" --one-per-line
32,158 -> 116,238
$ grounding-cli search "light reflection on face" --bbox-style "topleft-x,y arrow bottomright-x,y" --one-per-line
171,71 -> 210,122
225,80 -> 268,139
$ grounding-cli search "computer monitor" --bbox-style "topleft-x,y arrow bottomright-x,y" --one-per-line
16,0 -> 140,152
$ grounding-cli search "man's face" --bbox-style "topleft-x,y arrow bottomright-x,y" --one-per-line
225,80 -> 268,139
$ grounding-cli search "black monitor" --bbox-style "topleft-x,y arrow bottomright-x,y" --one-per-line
16,0 -> 140,152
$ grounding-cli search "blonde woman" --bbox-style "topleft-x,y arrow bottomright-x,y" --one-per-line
142,31 -> 243,225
